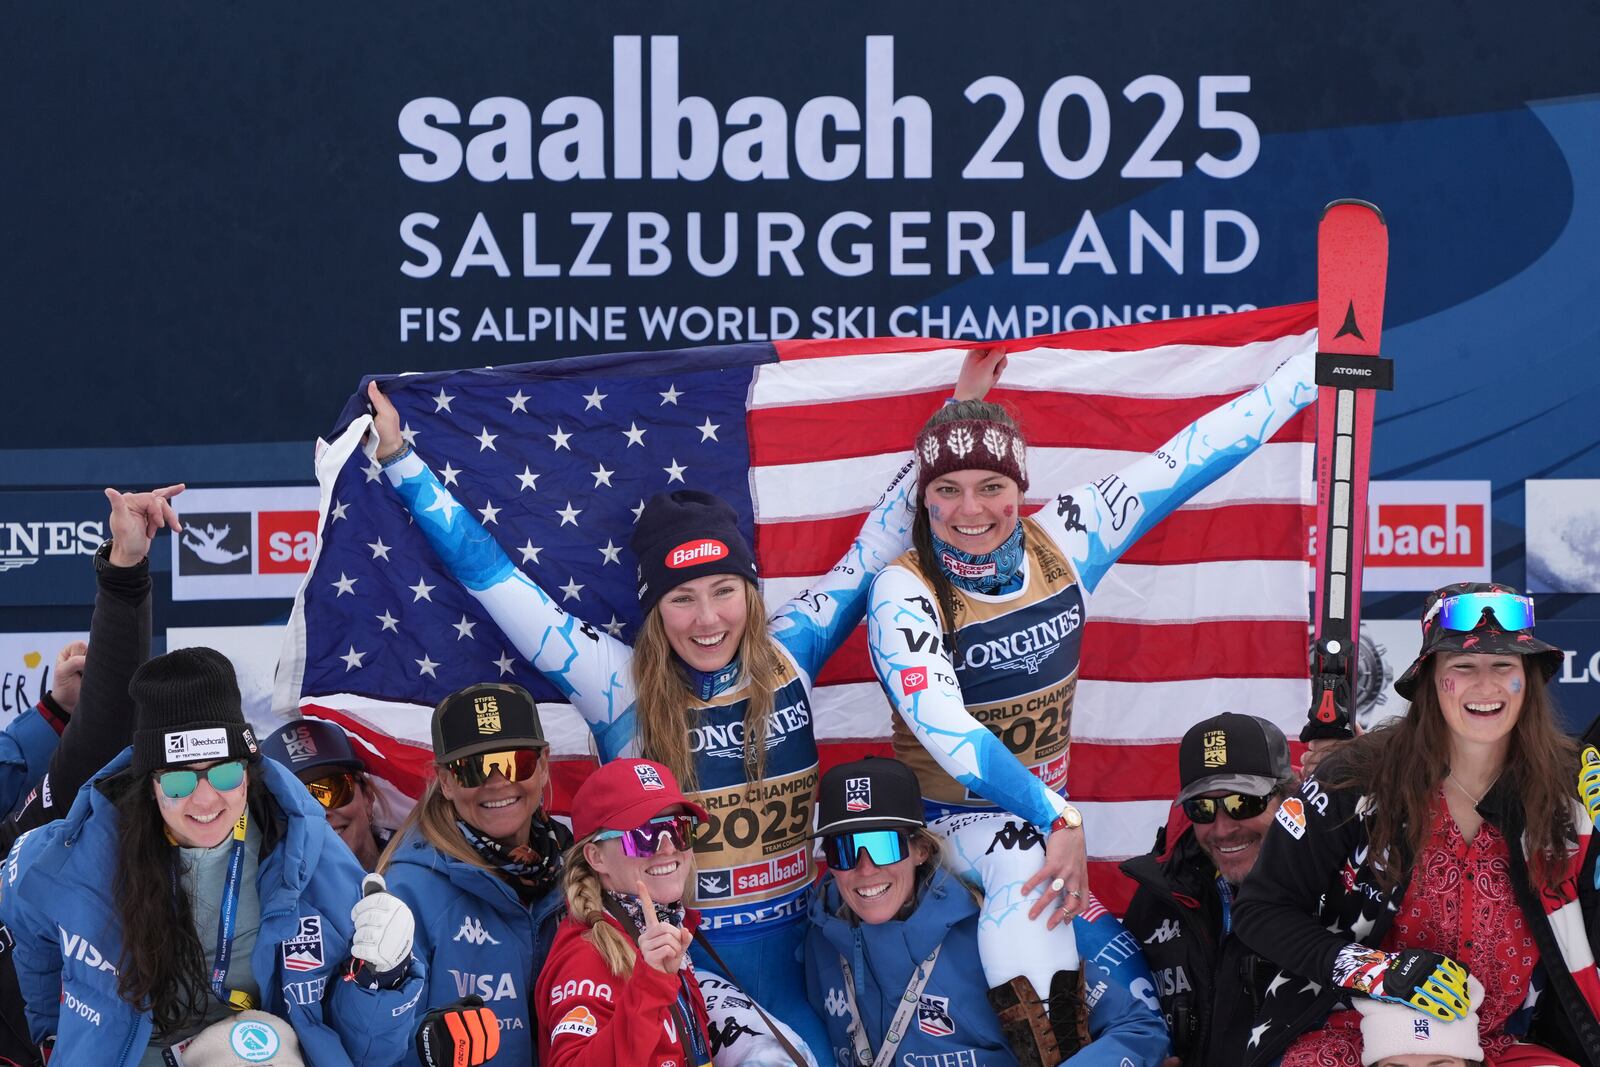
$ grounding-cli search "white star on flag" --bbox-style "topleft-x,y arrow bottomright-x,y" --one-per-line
476,427 -> 499,451
591,464 -> 614,488
516,466 -> 539,491
409,577 -> 435,602
400,423 -> 419,446
664,459 -> 687,483
598,540 -> 622,564
631,499 -> 646,521
603,616 -> 625,637
697,417 -> 720,442
331,573 -> 357,596
340,646 -> 365,671
439,463 -> 461,486
415,654 -> 439,678
560,578 -> 584,601
452,615 -> 477,640
622,423 -> 647,447
549,426 -> 572,451
583,387 -> 607,410
330,499 -> 349,522
493,652 -> 516,676
367,538 -> 390,561
507,390 -> 530,413
659,384 -> 681,405
478,501 -> 501,525
432,389 -> 454,413
364,460 -> 383,483
376,610 -> 399,633
518,540 -> 542,564
557,501 -> 582,526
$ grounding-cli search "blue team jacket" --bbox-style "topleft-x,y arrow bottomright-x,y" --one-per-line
0,750 -> 424,1067
0,707 -> 61,817
382,827 -> 566,1067
805,866 -> 1171,1067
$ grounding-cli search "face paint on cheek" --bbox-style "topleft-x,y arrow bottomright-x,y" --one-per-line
1441,677 -> 1456,694
1003,505 -> 1015,517
1510,678 -> 1523,694
929,505 -> 943,522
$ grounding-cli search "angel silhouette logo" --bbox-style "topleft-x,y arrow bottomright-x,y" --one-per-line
183,524 -> 248,564
177,512 -> 252,574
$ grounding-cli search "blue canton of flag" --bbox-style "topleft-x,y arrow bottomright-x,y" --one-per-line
294,345 -> 771,708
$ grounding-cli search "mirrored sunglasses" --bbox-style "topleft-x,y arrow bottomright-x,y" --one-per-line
157,760 -> 247,800
444,747 -> 545,788
1181,792 -> 1273,824
1428,591 -> 1535,633
823,829 -> 910,871
594,814 -> 699,857
304,772 -> 358,810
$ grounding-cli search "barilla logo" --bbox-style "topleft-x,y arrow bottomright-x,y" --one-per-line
1368,503 -> 1484,567
666,539 -> 729,568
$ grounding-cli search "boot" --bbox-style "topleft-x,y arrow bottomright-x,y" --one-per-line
987,977 -> 1059,1067
1047,968 -> 1089,1059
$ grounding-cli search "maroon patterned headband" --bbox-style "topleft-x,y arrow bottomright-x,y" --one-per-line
914,418 -> 1029,497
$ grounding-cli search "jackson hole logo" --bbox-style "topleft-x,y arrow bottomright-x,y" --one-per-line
844,777 -> 872,812
474,695 -> 501,733
1202,729 -> 1227,768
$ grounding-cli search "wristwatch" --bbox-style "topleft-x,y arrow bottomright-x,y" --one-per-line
1050,804 -> 1083,834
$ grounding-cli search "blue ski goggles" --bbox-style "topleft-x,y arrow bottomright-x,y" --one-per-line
822,830 -> 911,871
1427,591 -> 1535,634
157,760 -> 247,799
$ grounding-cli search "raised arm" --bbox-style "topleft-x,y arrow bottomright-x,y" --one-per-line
1036,344 -> 1315,595
368,382 -> 638,760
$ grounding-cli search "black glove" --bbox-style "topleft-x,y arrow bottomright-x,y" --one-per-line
415,995 -> 500,1067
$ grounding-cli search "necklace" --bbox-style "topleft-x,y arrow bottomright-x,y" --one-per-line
1445,773 -> 1491,806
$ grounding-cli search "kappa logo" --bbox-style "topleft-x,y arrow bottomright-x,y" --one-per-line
553,1005 -> 598,1038
705,1016 -> 761,1055
634,763 -> 665,791
823,987 -> 849,1017
1143,919 -> 1182,945
1201,729 -> 1227,768
474,694 -> 501,733
452,916 -> 501,946
900,667 -> 928,695
1275,797 -> 1307,840
916,994 -> 955,1037
281,915 -> 325,973
165,728 -> 230,762
844,776 -> 872,812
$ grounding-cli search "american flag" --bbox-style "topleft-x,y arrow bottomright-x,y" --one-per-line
275,303 -> 1317,910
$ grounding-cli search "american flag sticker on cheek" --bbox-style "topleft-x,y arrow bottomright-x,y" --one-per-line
901,668 -> 928,694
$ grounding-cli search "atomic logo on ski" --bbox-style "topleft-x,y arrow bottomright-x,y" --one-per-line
1335,300 -> 1365,341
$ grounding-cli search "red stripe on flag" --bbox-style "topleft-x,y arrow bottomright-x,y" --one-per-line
303,704 -> 434,799
811,617 -> 1308,687
773,302 -> 1316,361
758,502 -> 1311,579
750,393 -> 1313,467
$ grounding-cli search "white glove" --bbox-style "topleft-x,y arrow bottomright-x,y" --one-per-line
350,872 -> 414,974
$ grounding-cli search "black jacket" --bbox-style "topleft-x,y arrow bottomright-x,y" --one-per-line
0,549 -> 150,1067
1232,760 -> 1600,1067
1121,827 -> 1277,1066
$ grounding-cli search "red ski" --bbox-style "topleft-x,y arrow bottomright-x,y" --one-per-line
1304,200 -> 1393,741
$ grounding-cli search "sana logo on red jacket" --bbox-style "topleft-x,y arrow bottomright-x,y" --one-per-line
666,539 -> 729,568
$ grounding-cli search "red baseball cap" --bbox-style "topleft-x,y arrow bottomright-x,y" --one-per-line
571,759 -> 708,840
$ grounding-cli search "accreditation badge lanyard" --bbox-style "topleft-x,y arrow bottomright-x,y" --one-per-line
838,944 -> 941,1067
169,809 -> 255,1012
1215,874 -> 1233,937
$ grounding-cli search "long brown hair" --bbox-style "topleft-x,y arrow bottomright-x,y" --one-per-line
114,770 -> 272,1038
909,400 -> 1025,659
1324,657 -> 1578,893
632,582 -> 787,793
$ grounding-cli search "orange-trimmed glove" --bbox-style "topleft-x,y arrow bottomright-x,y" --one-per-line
415,995 -> 500,1067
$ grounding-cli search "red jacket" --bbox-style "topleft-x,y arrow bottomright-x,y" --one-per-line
535,910 -> 712,1067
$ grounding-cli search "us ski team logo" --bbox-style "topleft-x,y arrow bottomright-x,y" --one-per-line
634,764 -> 665,791
281,915 -> 325,972
844,777 -> 871,812
917,994 -> 954,1037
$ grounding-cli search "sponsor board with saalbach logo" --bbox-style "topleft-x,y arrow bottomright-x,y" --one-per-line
1360,481 -> 1491,592
170,486 -> 320,601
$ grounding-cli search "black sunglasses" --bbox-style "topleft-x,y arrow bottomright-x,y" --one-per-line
1181,792 -> 1273,824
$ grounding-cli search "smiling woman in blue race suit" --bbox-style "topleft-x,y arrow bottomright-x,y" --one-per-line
0,648 -> 423,1067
